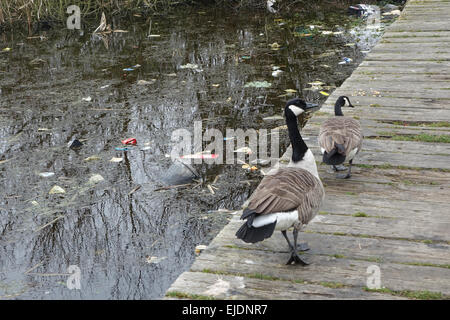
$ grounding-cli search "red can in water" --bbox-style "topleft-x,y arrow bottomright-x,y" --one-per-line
122,138 -> 137,145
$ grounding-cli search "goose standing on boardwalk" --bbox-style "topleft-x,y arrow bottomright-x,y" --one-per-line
236,98 -> 325,265
318,96 -> 363,179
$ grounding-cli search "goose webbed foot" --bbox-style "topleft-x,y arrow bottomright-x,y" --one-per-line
336,160 -> 352,179
282,229 -> 310,266
332,165 -> 347,172
286,251 -> 309,265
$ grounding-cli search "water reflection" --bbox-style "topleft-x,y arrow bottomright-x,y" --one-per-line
0,6 -> 387,299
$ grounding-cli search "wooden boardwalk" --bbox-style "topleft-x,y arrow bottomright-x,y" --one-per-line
166,0 -> 450,300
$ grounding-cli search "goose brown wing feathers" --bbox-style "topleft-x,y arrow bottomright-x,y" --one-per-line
246,167 -> 324,224
319,116 -> 362,155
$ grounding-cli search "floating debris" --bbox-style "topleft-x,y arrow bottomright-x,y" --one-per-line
115,147 -> 131,151
137,79 -> 155,85
195,245 -> 208,254
2,47 -> 11,52
308,81 -> 325,86
110,157 -> 123,163
383,10 -> 401,16
234,147 -> 252,154
39,172 -> 55,178
270,42 -> 281,50
49,185 -> 65,194
180,63 -> 200,69
128,185 -> 141,195
89,174 -> 105,184
93,12 -> 107,33
320,91 -> 330,96
84,155 -> 101,161
244,81 -> 271,88
338,57 -> 353,65
284,89 -> 297,93
263,115 -> 284,121
180,153 -> 219,159
68,139 -> 83,150
100,85 -> 110,89
82,96 -> 92,102
122,138 -> 137,145
272,69 -> 283,77
146,256 -> 167,264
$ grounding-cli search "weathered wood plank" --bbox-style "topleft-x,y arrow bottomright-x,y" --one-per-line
189,247 -> 450,295
213,222 -> 450,266
167,271 -> 407,300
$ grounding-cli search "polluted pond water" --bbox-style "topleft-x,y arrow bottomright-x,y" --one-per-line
0,5 -> 396,299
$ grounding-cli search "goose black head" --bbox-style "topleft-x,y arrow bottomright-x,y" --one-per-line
334,96 -> 354,116
284,98 -> 319,118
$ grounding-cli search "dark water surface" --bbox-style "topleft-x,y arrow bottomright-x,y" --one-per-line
0,5 -> 391,299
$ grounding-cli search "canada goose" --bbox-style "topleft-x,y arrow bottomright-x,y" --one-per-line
318,96 -> 363,179
236,98 -> 325,265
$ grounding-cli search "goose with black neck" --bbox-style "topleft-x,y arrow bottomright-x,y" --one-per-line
318,96 -> 363,179
236,98 -> 325,265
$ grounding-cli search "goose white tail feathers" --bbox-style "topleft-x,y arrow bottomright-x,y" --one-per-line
235,208 -> 277,243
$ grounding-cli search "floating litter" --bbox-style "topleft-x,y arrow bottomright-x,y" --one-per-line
49,185 -> 65,194
84,155 -> 101,161
195,245 -> 208,254
68,139 -> 83,150
89,174 -> 105,184
39,172 -> 55,178
180,153 -> 219,159
122,138 -> 137,145
338,57 -> 353,64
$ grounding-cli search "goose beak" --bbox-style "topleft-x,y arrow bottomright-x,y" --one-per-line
305,102 -> 319,110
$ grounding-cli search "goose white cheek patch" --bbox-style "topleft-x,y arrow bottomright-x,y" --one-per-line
288,105 -> 304,116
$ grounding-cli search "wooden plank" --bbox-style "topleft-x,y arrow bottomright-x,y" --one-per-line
189,247 -> 450,295
167,271 -> 407,300
214,221 -> 450,266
